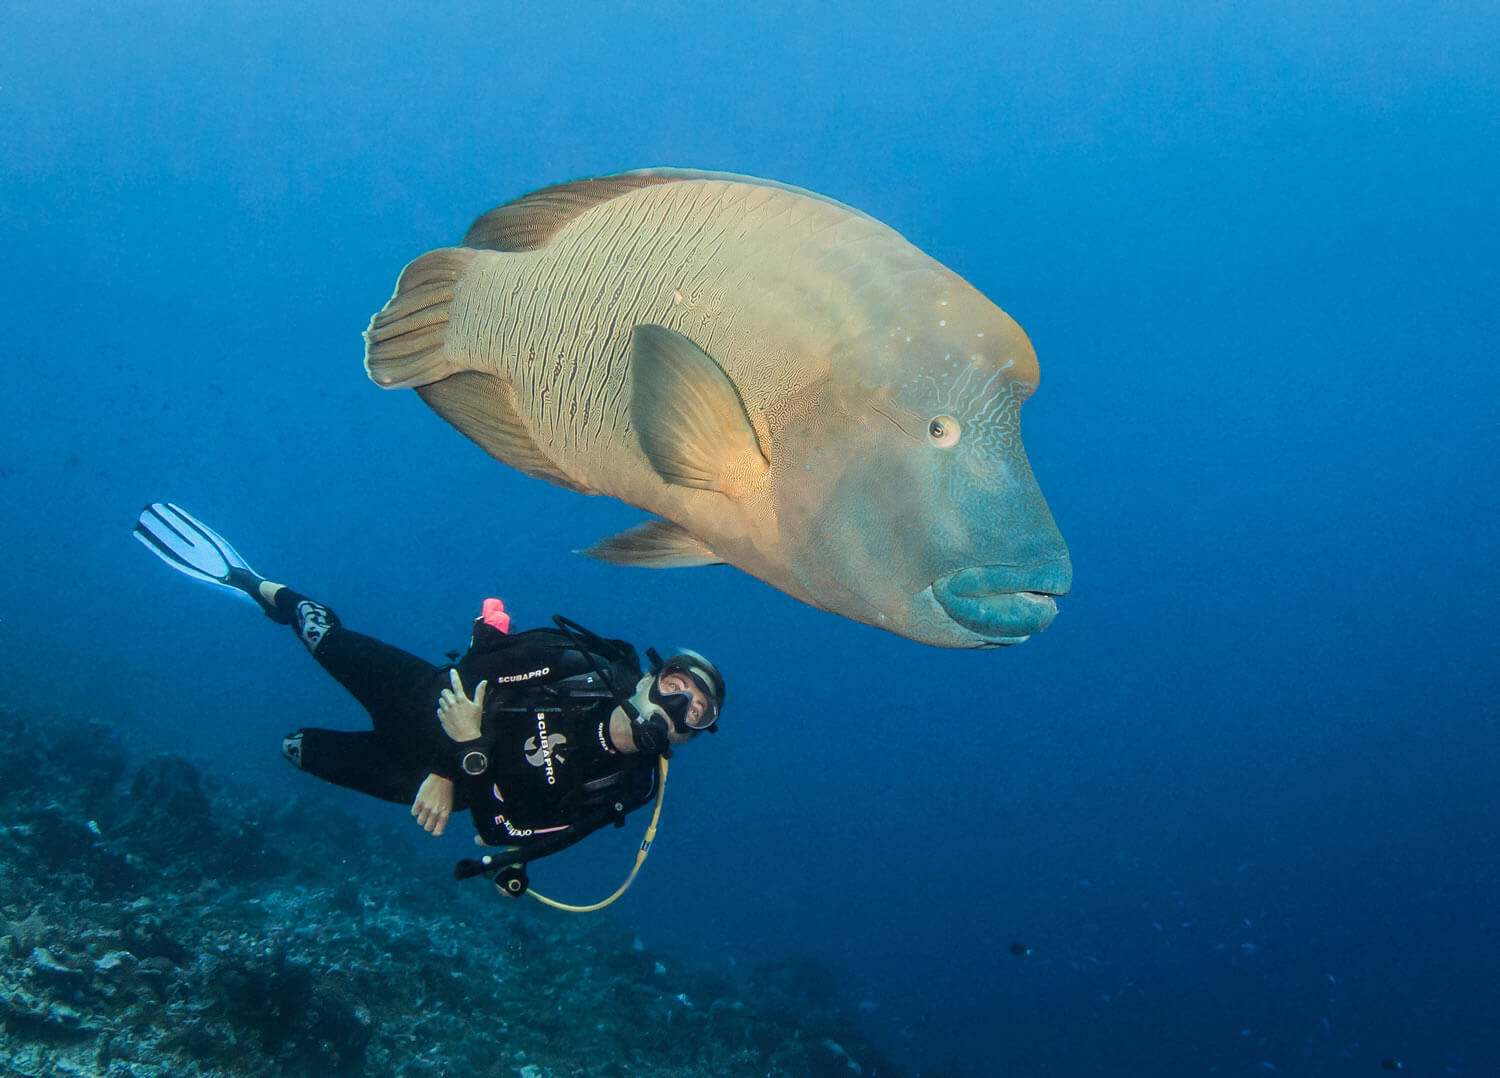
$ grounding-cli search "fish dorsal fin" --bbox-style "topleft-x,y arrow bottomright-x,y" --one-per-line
462,173 -> 686,252
417,370 -> 591,494
582,519 -> 724,568
617,167 -> 884,225
629,324 -> 770,496
460,168 -> 880,253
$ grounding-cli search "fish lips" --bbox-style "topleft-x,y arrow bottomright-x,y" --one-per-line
932,563 -> 1072,645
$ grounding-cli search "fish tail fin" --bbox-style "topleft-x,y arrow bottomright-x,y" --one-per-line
364,248 -> 479,388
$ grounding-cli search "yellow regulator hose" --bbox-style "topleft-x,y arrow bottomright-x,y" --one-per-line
526,755 -> 669,913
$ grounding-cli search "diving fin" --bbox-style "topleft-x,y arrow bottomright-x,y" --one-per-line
133,502 -> 271,613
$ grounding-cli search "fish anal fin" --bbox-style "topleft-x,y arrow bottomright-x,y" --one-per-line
462,174 -> 687,252
630,324 -> 770,496
417,371 -> 590,494
581,519 -> 723,568
365,248 -> 480,389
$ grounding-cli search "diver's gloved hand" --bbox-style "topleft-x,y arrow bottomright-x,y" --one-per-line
412,773 -> 454,836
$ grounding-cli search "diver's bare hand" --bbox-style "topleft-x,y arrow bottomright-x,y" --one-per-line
437,668 -> 487,742
412,773 -> 454,836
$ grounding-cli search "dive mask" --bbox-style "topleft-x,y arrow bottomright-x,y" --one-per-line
645,650 -> 725,733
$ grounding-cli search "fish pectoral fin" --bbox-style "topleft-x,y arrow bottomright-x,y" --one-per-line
418,370 -> 591,494
630,324 -> 769,496
580,519 -> 724,568
364,248 -> 480,388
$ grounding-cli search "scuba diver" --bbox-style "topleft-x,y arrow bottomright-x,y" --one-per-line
133,502 -> 726,903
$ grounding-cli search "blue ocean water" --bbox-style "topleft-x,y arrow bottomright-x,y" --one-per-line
3,2 -> 1496,1075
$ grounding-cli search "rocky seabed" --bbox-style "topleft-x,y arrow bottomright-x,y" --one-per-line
0,710 -> 907,1078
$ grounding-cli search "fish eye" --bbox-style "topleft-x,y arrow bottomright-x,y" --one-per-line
928,415 -> 961,448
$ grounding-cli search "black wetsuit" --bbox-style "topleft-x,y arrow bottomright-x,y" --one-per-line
276,591 -> 658,852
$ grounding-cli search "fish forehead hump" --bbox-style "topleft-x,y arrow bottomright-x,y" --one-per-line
881,276 -> 1041,400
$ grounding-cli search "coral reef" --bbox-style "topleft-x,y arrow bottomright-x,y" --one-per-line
0,707 -> 908,1077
